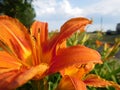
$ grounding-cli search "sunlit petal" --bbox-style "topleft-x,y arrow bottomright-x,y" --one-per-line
84,74 -> 120,89
0,15 -> 31,61
60,63 -> 95,80
48,17 -> 92,55
30,21 -> 48,45
48,45 -> 102,74
30,21 -> 49,64
96,40 -> 103,47
0,69 -> 23,90
56,75 -> 87,90
60,65 -> 86,80
0,51 -> 22,73
0,64 -> 48,90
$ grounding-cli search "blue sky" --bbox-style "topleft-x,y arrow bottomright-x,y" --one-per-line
32,0 -> 120,32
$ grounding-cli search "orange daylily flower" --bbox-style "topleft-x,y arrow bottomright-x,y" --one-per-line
56,63 -> 120,90
96,40 -> 103,48
0,15 -> 102,89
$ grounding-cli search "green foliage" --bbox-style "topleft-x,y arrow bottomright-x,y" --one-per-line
67,32 -> 91,46
0,0 -> 36,27
46,73 -> 61,90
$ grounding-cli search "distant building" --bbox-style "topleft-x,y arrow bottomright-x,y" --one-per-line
116,23 -> 120,34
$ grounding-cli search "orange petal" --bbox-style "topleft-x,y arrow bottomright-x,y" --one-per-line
30,21 -> 48,45
96,40 -> 103,47
48,17 -> 92,52
30,21 -> 48,64
56,75 -> 87,90
61,63 -> 95,76
0,69 -> 23,90
48,45 -> 102,74
0,51 -> 22,73
84,74 -> 120,89
60,65 -> 86,80
56,40 -> 67,54
0,15 -> 31,60
60,63 -> 95,80
0,64 -> 48,89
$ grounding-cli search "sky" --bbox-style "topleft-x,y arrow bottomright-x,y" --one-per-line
32,0 -> 120,32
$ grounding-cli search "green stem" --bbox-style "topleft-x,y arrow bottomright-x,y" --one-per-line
104,63 -> 117,83
31,79 -> 46,90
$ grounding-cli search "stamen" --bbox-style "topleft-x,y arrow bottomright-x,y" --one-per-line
30,36 -> 38,65
36,28 -> 41,64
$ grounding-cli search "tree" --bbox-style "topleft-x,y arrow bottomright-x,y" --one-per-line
0,0 -> 36,27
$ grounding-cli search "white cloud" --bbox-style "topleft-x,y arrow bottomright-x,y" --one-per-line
85,0 -> 120,16
59,0 -> 84,17
32,0 -> 120,19
32,0 -> 56,16
32,0 -> 85,18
